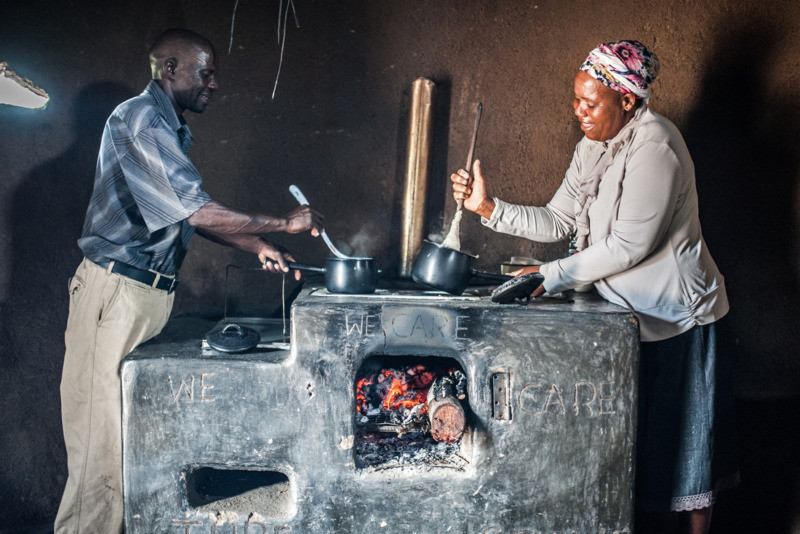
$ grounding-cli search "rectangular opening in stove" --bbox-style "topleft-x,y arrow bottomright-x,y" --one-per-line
354,355 -> 472,472
184,467 -> 295,519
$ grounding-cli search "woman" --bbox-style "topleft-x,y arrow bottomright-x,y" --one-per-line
452,40 -> 738,534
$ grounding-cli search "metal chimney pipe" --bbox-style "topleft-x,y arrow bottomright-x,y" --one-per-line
399,78 -> 436,278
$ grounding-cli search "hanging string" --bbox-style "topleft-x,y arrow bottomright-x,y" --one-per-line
227,0 -> 298,98
228,0 -> 239,54
281,273 -> 287,339
273,0 -> 300,99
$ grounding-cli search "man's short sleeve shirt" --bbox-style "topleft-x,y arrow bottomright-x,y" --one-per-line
78,80 -> 211,276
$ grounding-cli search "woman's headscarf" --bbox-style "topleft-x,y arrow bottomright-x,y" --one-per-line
580,40 -> 660,101
573,40 -> 659,251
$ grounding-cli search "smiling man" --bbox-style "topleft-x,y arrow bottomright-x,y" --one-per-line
55,29 -> 323,534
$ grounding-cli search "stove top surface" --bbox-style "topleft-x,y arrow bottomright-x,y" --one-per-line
307,287 -> 483,300
202,317 -> 290,352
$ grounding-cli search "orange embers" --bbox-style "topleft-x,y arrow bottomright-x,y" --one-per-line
356,365 -> 437,415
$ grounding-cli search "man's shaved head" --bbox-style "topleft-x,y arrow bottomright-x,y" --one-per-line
149,29 -> 215,79
148,28 -> 218,114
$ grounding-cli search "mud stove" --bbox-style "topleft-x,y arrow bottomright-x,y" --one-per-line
122,288 -> 640,533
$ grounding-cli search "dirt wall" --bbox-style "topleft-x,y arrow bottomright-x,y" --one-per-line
1,0 -> 799,530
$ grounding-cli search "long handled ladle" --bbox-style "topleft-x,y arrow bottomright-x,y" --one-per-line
441,102 -> 482,251
289,184 -> 357,260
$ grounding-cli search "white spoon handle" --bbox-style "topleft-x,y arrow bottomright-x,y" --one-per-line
289,185 -> 351,259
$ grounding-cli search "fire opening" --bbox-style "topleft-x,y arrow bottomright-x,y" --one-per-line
354,355 -> 471,471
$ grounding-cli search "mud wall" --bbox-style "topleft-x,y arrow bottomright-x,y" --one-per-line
1,0 -> 799,531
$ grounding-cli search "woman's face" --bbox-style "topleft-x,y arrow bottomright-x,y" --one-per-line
573,71 -> 636,142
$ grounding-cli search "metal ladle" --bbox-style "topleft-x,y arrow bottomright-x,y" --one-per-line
289,184 -> 359,260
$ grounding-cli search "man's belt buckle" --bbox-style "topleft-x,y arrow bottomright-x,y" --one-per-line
151,271 -> 178,294
165,277 -> 178,294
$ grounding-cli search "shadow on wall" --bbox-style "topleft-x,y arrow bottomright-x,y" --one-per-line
0,82 -> 135,528
681,17 -> 800,534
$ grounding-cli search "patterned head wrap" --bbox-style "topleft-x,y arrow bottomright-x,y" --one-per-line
580,40 -> 660,101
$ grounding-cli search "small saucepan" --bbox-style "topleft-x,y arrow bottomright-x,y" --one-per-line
412,240 -> 511,295
289,257 -> 378,294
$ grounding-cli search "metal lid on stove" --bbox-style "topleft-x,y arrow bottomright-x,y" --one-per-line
206,323 -> 261,353
491,272 -> 545,304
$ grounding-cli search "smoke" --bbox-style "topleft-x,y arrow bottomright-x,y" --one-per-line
344,223 -> 382,258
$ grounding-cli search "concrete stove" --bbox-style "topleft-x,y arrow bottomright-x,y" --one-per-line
122,287 -> 640,533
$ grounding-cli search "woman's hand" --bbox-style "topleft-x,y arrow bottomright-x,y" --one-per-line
509,265 -> 546,298
450,160 -> 495,219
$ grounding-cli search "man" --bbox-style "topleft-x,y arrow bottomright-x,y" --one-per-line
55,29 -> 322,533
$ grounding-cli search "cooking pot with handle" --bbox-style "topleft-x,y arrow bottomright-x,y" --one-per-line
289,257 -> 377,294
411,240 -> 510,295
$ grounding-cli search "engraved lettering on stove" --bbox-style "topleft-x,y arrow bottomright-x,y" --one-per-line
598,381 -> 617,414
171,519 -> 202,533
344,307 -> 470,342
344,313 -> 378,337
170,518 -> 291,533
200,373 -> 215,402
545,384 -> 566,414
455,315 -> 470,339
517,383 -> 565,415
481,527 -> 549,534
573,380 -> 597,416
480,528 -> 627,534
168,373 -> 216,402
518,380 -> 618,416
168,375 -> 194,401
389,311 -> 450,338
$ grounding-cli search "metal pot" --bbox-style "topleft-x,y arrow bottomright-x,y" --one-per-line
411,240 -> 511,295
290,257 -> 378,294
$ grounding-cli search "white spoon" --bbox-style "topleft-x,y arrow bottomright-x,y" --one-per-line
289,184 -> 357,260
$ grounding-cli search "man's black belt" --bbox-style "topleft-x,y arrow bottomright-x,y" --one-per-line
97,260 -> 179,294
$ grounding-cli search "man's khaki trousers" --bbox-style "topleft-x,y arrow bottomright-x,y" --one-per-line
55,258 -> 173,534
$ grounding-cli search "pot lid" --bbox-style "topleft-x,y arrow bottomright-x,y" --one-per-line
206,323 -> 261,353
491,272 -> 545,304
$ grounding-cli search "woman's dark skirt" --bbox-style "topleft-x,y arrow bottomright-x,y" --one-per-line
635,317 -> 739,512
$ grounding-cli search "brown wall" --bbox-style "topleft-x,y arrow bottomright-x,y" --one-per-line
1,0 -> 799,530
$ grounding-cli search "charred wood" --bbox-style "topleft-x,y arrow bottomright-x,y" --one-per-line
426,374 -> 466,443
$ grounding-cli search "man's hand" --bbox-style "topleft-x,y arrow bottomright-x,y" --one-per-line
187,200 -> 324,237
282,205 -> 323,236
257,240 -> 302,281
195,230 -> 304,281
451,160 -> 496,219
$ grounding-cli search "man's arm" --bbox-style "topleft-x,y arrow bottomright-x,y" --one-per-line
195,229 -> 302,278
186,200 -> 323,236
188,200 -> 323,280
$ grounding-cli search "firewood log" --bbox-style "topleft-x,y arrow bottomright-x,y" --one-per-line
427,376 -> 466,443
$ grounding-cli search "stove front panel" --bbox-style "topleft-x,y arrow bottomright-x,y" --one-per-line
122,291 -> 639,534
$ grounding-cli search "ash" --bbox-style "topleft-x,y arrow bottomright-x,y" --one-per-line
355,432 -> 467,471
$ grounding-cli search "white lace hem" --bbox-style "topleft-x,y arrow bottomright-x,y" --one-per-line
669,471 -> 740,512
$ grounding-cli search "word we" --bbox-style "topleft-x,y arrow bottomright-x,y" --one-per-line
168,373 -> 216,402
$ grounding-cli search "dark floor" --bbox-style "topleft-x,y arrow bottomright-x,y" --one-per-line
707,397 -> 800,534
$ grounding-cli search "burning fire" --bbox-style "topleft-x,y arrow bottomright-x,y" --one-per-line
356,361 -> 468,447
356,364 -> 437,415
